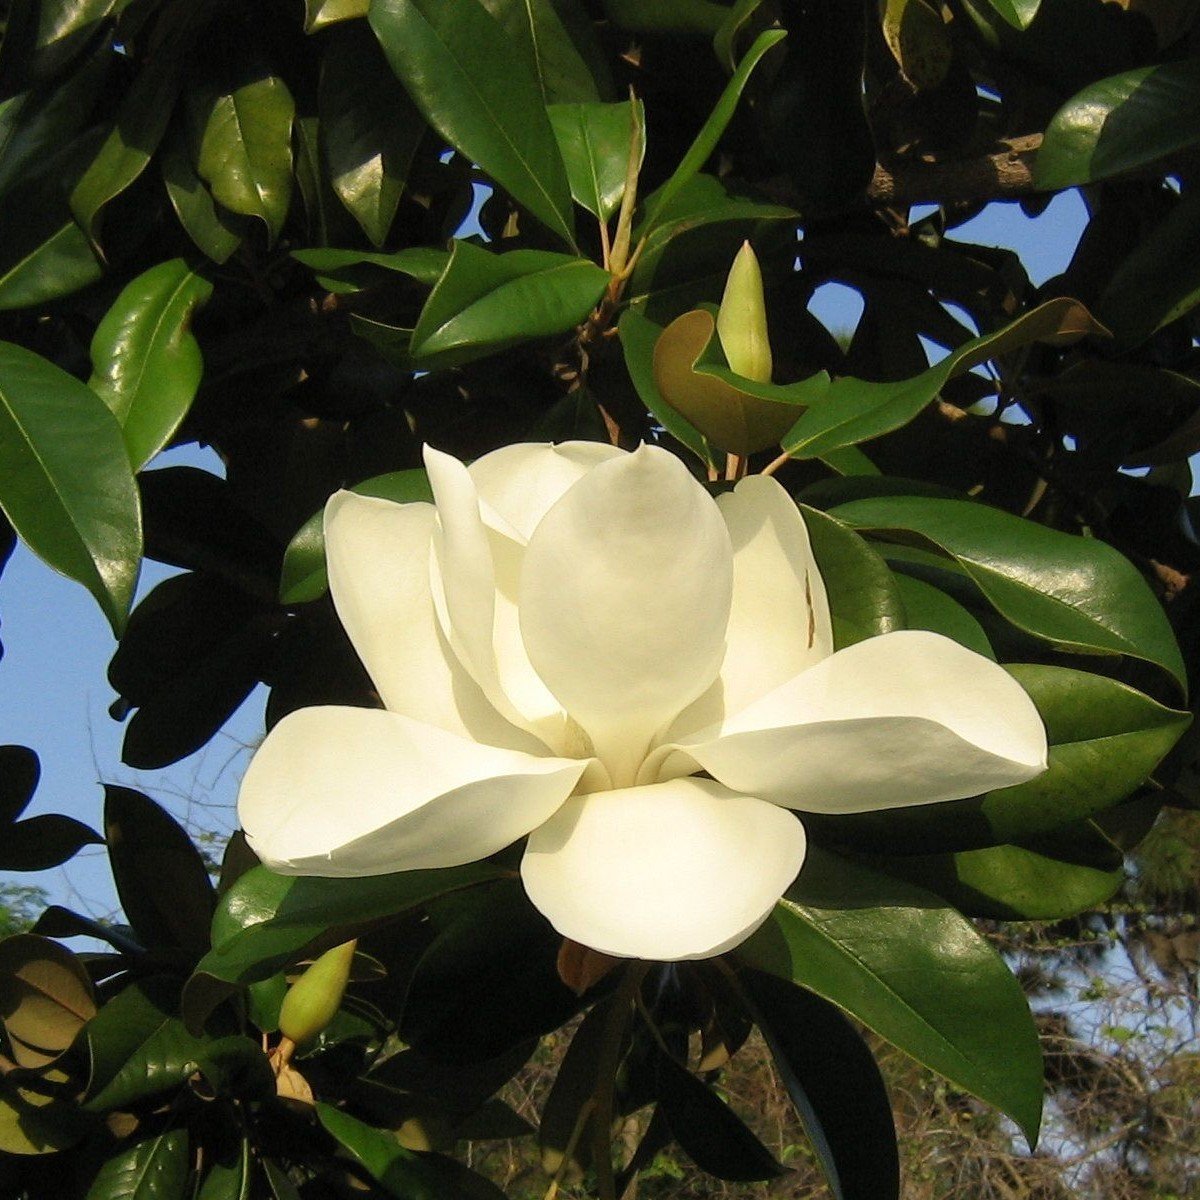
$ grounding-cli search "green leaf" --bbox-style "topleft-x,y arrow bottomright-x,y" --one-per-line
0,219 -> 103,311
884,830 -> 1125,919
640,28 -> 786,234
104,787 -> 216,961
830,495 -> 1187,689
548,100 -> 642,221
83,1127 -> 190,1200
305,0 -> 369,31
980,0 -> 1040,29
0,934 -> 96,1069
780,298 -> 1104,460
1035,58 -> 1200,190
192,68 -> 295,242
894,573 -> 995,659
83,978 -> 208,1112
410,240 -> 608,368
184,863 -> 504,1031
0,342 -> 141,635
738,970 -> 899,1200
278,467 -> 432,606
292,245 -> 449,291
70,59 -> 181,240
617,307 -> 714,467
800,505 -> 905,650
479,0 -> 601,104
739,846 -> 1043,1144
603,0 -> 730,36
317,1103 -> 508,1199
197,1137 -> 251,1200
161,121 -> 244,264
1094,186 -> 1200,350
320,22 -> 425,248
88,260 -> 213,470
369,0 -> 575,246
0,1072 -> 90,1156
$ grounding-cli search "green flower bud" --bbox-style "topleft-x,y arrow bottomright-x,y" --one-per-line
278,939 -> 356,1048
716,240 -> 772,383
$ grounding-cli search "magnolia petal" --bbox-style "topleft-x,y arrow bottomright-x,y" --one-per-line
469,441 -> 625,542
668,475 -> 833,737
239,706 -> 589,875
519,445 -> 733,786
521,777 -> 806,960
324,492 -> 542,753
654,630 -> 1048,811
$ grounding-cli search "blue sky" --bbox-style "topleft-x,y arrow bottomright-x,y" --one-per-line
0,191 -> 1094,919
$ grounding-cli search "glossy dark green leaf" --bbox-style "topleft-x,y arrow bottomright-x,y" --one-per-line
1036,58 -> 1200,190
799,504 -> 905,649
105,787 -> 216,961
160,123 -> 243,264
88,260 -> 213,470
884,829 -> 1125,919
70,59 -> 180,240
305,0 -> 369,31
739,846 -> 1043,1144
779,298 -> 1102,460
317,1103 -> 507,1199
0,219 -> 103,310
320,23 -> 425,247
1094,186 -> 1200,350
410,240 -> 608,368
894,572 -> 995,658
369,0 -> 575,246
279,467 -> 431,605
84,978 -> 208,1112
831,496 -> 1186,689
981,0 -> 1040,28
740,969 -> 898,1200
196,1137 -> 251,1200
480,0 -> 601,104
548,100 -> 642,221
192,68 -> 295,242
0,342 -> 141,635
83,1127 -> 189,1200
185,863 -> 503,1031
654,1049 -> 785,1181
618,308 -> 714,467
641,28 -> 786,234
292,245 -> 449,292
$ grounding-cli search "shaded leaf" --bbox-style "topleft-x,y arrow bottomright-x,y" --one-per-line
88,259 -> 213,470
104,787 -> 216,961
740,969 -> 898,1200
84,1127 -> 189,1200
894,572 -> 995,658
306,0 -> 369,31
320,22 -> 425,247
0,1071 -> 89,1156
369,0 -> 575,246
160,123 -> 244,264
0,342 -> 141,636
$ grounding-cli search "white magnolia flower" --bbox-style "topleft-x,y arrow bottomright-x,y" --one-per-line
239,442 -> 1048,961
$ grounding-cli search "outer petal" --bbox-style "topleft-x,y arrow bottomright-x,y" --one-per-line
469,441 -> 625,541
521,777 -> 806,960
324,491 -> 542,753
667,475 -> 833,738
519,445 -> 733,786
239,706 -> 589,875
653,630 -> 1048,812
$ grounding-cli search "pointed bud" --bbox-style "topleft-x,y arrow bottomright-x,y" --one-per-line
716,241 -> 773,383
278,939 -> 356,1048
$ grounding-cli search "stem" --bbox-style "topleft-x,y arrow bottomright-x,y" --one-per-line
760,450 -> 791,477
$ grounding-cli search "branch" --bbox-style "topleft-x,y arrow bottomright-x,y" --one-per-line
866,134 -> 1044,207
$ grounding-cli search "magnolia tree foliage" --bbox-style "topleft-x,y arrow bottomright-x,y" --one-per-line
0,0 -> 1199,1196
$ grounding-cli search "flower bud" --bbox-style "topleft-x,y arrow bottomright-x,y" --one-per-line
716,241 -> 772,383
278,939 -> 356,1048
